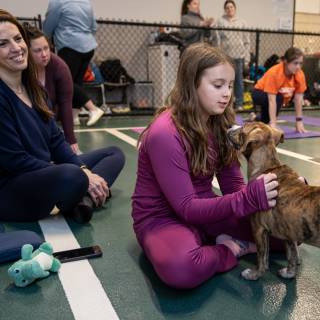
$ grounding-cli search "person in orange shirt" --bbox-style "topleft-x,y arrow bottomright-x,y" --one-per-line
251,47 -> 307,133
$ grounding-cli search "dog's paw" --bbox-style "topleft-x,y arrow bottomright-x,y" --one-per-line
278,267 -> 296,279
241,268 -> 261,280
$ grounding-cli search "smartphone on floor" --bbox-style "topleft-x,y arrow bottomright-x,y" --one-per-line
53,245 -> 103,263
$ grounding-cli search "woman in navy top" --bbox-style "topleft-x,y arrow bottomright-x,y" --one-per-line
0,10 -> 125,223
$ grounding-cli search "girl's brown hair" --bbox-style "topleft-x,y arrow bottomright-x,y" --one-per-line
283,47 -> 304,63
0,10 -> 53,120
140,43 -> 239,176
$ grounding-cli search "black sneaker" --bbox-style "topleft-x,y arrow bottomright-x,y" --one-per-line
71,195 -> 94,224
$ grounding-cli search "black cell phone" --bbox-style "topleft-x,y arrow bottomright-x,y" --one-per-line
53,245 -> 103,263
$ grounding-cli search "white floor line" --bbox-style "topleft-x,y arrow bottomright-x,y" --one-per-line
105,128 -> 138,147
39,216 -> 119,320
105,128 -> 222,190
74,126 -> 144,133
96,126 -> 320,167
276,147 -> 320,165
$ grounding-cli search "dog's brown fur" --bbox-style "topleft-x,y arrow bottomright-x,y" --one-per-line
228,122 -> 320,280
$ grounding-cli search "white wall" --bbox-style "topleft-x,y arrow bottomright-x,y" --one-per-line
0,0 -> 294,30
296,0 -> 320,14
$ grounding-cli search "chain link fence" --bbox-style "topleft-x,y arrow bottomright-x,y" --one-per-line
18,17 -> 320,115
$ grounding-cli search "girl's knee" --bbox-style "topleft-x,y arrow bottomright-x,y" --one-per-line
151,252 -> 204,289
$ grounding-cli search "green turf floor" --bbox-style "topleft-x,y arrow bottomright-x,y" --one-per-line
1,113 -> 320,320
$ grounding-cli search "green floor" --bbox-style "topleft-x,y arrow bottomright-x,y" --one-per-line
1,113 -> 320,320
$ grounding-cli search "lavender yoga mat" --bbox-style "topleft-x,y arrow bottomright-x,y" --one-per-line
278,115 -> 320,127
132,118 -> 320,139
235,115 -> 320,139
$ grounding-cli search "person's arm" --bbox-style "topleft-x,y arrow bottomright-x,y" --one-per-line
0,98 -> 52,175
216,161 -> 246,194
267,93 -> 278,128
91,9 -> 97,34
53,57 -> 77,146
242,21 -> 250,65
146,127 -> 270,225
181,14 -> 203,40
294,93 -> 306,133
43,0 -> 61,37
49,119 -> 83,166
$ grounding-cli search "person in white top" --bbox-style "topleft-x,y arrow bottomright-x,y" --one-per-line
216,0 -> 250,111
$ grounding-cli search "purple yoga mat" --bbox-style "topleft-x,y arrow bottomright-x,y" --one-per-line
236,115 -> 320,139
279,126 -> 320,139
278,115 -> 320,127
132,118 -> 320,139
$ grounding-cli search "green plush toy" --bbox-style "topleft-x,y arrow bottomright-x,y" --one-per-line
8,242 -> 61,287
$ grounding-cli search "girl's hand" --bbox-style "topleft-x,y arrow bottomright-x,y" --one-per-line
258,173 -> 278,208
296,121 -> 307,133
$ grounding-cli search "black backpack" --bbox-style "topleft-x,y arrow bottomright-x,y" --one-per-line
99,59 -> 135,84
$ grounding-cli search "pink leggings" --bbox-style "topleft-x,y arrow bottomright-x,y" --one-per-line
141,215 -> 284,289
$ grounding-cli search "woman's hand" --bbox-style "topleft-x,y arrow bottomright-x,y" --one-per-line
296,121 -> 307,133
70,143 -> 81,155
83,169 -> 109,207
258,173 -> 278,208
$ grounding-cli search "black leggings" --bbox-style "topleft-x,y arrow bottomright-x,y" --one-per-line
251,89 -> 283,124
0,146 -> 125,222
58,47 -> 95,108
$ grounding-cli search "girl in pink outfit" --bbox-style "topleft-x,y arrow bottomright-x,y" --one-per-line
132,43 -> 279,289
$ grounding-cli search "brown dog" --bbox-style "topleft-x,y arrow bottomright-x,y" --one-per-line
227,122 -> 320,280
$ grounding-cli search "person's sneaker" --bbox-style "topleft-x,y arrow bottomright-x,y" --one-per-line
70,195 -> 94,224
86,108 -> 104,126
72,109 -> 81,126
73,116 -> 81,126
236,106 -> 244,112
79,107 -> 89,116
100,104 -> 112,115
216,234 -> 256,257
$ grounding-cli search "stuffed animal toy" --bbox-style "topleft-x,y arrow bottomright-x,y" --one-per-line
8,242 -> 61,287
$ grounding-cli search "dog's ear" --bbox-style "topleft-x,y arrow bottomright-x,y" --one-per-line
241,127 -> 264,151
270,127 -> 284,145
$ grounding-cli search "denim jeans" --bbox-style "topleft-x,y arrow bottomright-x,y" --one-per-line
234,58 -> 244,107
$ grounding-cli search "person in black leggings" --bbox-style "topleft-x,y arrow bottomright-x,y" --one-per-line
0,10 -> 125,224
43,0 -> 104,126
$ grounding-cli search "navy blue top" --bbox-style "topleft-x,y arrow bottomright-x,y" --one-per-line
0,79 -> 83,188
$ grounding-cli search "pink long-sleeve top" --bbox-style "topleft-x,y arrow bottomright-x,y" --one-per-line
131,110 -> 269,243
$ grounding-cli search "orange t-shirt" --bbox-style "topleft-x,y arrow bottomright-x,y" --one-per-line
254,62 -> 307,104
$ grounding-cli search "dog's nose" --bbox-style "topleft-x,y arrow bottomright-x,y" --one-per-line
227,125 -> 242,134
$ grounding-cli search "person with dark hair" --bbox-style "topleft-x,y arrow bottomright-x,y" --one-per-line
23,25 -> 80,154
216,0 -> 250,111
180,0 -> 214,47
0,10 -> 125,224
251,47 -> 307,132
43,0 -> 104,126
131,43 -> 280,289
264,54 -> 280,71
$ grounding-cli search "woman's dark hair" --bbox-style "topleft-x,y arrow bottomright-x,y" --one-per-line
0,10 -> 53,120
23,22 -> 47,41
264,54 -> 280,70
224,0 -> 236,9
181,0 -> 193,16
283,47 -> 304,63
